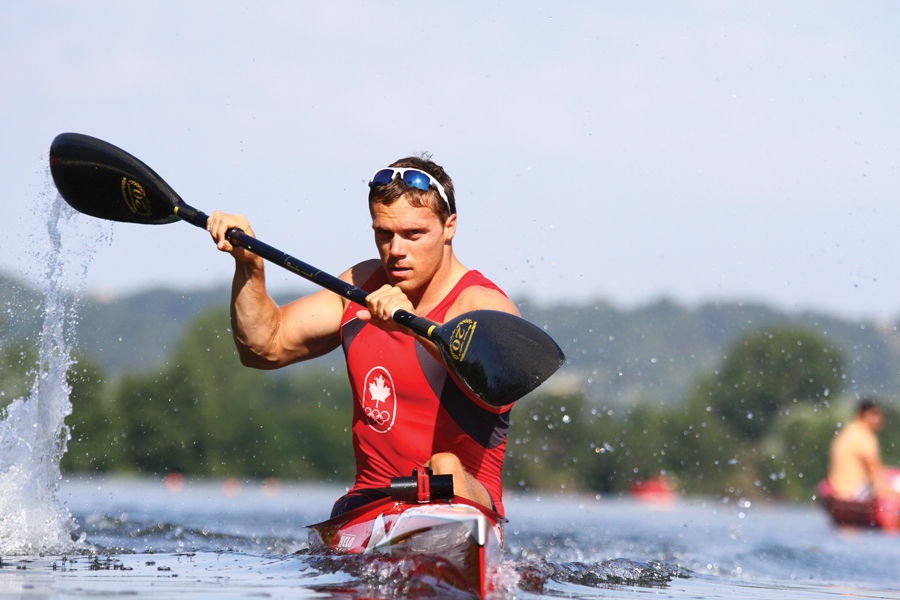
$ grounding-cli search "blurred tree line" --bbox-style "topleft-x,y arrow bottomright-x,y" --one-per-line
3,309 -> 356,482
505,327 -> 900,500
3,306 -> 899,500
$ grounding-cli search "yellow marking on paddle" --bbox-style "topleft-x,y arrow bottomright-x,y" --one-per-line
448,319 -> 477,362
460,321 -> 476,360
120,177 -> 152,217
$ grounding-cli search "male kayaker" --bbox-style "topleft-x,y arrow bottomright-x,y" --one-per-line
207,156 -> 517,518
827,398 -> 898,501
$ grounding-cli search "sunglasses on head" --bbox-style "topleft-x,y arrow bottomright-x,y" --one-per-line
368,167 -> 452,213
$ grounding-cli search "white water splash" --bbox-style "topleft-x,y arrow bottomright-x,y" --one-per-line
0,171 -> 109,555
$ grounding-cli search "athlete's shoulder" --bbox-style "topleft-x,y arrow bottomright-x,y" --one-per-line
342,259 -> 384,289
450,273 -> 519,318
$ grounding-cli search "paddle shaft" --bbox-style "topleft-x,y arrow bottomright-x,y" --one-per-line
173,204 -> 437,339
48,132 -> 565,405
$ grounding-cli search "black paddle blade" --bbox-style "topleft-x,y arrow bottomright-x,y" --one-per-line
49,133 -> 181,224
435,310 -> 565,407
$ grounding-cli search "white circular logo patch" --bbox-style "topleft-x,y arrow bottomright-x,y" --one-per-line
362,366 -> 397,433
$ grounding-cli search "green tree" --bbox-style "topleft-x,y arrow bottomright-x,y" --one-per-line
105,307 -> 357,480
115,366 -> 207,474
272,370 -> 356,481
757,404 -> 840,500
505,392 -> 597,492
701,328 -> 844,440
0,328 -> 119,472
652,401 -> 741,495
878,404 -> 900,467
169,309 -> 270,476
580,402 -> 676,494
164,309 -> 356,479
0,339 -> 38,413
62,354 -> 120,471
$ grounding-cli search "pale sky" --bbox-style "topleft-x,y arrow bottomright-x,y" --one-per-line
2,1 -> 898,319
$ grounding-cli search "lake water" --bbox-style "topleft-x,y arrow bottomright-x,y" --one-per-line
0,475 -> 897,599
2,195 -> 898,599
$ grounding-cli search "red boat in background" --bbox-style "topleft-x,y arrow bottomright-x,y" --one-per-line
307,468 -> 504,598
630,476 -> 676,505
817,467 -> 900,532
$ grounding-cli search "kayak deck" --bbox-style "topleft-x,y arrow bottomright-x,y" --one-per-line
308,478 -> 503,598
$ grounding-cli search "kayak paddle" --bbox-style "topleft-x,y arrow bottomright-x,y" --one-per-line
48,133 -> 565,406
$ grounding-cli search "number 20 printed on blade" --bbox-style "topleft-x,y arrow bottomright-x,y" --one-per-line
449,319 -> 477,362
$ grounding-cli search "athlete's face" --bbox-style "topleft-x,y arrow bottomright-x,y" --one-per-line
371,195 -> 456,295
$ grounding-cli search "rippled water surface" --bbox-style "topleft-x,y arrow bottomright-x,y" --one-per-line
1,196 -> 898,598
1,476 -> 898,599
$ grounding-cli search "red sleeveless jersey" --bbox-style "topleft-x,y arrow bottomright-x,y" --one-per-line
340,269 -> 511,516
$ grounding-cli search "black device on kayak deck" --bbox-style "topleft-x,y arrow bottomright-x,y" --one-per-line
390,467 -> 454,503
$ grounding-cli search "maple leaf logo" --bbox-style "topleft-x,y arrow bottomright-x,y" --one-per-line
362,367 -> 397,433
368,375 -> 391,405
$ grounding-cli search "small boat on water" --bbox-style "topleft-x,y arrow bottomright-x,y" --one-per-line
307,468 -> 504,598
630,476 -> 676,505
817,467 -> 900,532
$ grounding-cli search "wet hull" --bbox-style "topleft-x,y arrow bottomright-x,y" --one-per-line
820,495 -> 896,530
818,468 -> 900,532
307,496 -> 503,597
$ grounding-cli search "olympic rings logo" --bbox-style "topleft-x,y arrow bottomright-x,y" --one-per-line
364,407 -> 391,425
362,366 -> 396,433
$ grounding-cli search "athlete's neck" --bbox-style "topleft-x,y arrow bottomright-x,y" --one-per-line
407,252 -> 467,315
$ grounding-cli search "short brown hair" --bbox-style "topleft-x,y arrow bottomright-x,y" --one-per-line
368,154 -> 456,222
858,397 -> 882,415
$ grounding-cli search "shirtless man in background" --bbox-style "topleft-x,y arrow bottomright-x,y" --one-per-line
828,398 -> 898,501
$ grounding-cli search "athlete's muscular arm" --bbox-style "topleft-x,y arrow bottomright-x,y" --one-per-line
207,211 -> 347,369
